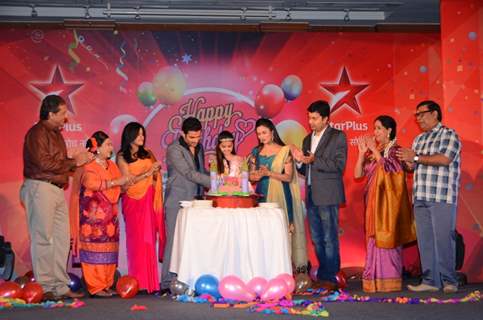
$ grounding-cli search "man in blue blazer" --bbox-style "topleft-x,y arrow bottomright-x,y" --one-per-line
160,117 -> 211,294
294,100 -> 347,290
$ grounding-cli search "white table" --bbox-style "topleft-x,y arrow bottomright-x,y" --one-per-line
169,206 -> 292,289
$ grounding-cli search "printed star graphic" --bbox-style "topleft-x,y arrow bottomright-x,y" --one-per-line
320,67 -> 368,114
181,53 -> 192,64
30,66 -> 83,114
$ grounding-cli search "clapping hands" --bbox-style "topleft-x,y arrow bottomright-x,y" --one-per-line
73,149 -> 95,166
356,135 -> 377,154
289,144 -> 314,164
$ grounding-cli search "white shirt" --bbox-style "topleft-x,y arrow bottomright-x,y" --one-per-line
307,126 -> 328,185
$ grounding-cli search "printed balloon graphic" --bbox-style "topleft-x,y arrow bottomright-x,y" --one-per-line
153,66 -> 187,105
255,84 -> 285,118
281,75 -> 303,101
276,120 -> 307,148
137,81 -> 157,107
110,114 -> 138,134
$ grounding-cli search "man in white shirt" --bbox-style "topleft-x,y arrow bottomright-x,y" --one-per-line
294,100 -> 347,290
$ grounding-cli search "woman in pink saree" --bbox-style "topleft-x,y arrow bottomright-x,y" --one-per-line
117,122 -> 165,293
354,115 -> 416,292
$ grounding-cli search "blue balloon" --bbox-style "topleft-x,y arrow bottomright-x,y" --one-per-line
194,274 -> 220,298
281,75 -> 303,101
67,272 -> 82,292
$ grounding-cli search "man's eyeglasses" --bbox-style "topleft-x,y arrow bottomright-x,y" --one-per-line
414,110 -> 433,118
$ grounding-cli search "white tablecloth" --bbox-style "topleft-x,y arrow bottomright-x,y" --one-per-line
169,206 -> 292,289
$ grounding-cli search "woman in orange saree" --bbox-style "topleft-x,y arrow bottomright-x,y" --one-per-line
70,131 -> 130,297
117,122 -> 164,293
354,116 -> 416,292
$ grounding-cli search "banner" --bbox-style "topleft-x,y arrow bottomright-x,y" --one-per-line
0,27 -> 480,281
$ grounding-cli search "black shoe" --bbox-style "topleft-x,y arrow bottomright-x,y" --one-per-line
42,291 -> 58,302
158,288 -> 171,297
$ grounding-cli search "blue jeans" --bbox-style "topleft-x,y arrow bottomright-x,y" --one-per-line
414,200 -> 458,288
306,187 -> 340,283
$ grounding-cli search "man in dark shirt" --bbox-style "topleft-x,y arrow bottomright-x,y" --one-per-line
20,95 -> 93,300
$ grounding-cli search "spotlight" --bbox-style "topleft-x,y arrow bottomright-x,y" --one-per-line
85,6 -> 91,19
135,6 -> 141,20
31,4 -> 38,18
344,9 -> 350,22
285,8 -> 291,21
241,7 -> 247,21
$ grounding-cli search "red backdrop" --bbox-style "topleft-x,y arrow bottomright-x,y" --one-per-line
0,13 -> 481,281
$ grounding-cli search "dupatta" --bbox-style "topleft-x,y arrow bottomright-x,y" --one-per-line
124,156 -> 165,259
365,146 -> 416,249
69,160 -> 122,256
266,145 -> 308,268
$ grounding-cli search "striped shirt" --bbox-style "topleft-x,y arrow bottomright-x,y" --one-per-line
412,123 -> 461,204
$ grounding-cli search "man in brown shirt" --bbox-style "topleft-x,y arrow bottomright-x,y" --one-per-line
20,95 -> 93,300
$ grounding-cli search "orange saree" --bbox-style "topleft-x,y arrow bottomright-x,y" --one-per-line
362,145 -> 416,292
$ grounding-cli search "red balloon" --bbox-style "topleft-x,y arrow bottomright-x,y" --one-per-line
255,84 -> 285,118
0,281 -> 23,299
24,270 -> 35,282
21,282 -> 44,303
335,270 -> 347,289
116,275 -> 139,299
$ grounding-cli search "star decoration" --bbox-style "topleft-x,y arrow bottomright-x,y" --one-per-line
30,66 -> 83,114
181,53 -> 192,64
320,67 -> 368,114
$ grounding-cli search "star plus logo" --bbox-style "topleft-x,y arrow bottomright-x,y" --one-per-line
30,66 -> 83,114
320,67 -> 368,115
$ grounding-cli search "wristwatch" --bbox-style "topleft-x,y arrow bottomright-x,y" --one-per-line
413,154 -> 420,163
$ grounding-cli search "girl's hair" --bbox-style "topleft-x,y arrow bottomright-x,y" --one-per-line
119,122 -> 149,163
216,131 -> 236,175
255,118 -> 285,152
86,131 -> 109,154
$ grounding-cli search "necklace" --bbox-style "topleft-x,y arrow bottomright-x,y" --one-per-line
95,157 -> 108,169
383,139 -> 396,158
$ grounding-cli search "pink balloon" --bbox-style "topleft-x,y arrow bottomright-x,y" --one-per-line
260,278 -> 288,302
219,275 -> 255,302
276,273 -> 295,294
246,277 -> 268,297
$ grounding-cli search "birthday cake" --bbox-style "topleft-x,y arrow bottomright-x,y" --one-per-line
217,176 -> 246,195
208,156 -> 252,197
207,165 -> 256,208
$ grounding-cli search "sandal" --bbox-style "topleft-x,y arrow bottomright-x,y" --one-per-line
91,290 -> 112,298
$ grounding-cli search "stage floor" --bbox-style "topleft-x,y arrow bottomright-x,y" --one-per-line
2,280 -> 482,320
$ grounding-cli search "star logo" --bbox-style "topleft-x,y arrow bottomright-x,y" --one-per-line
320,67 -> 368,114
30,66 -> 83,114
